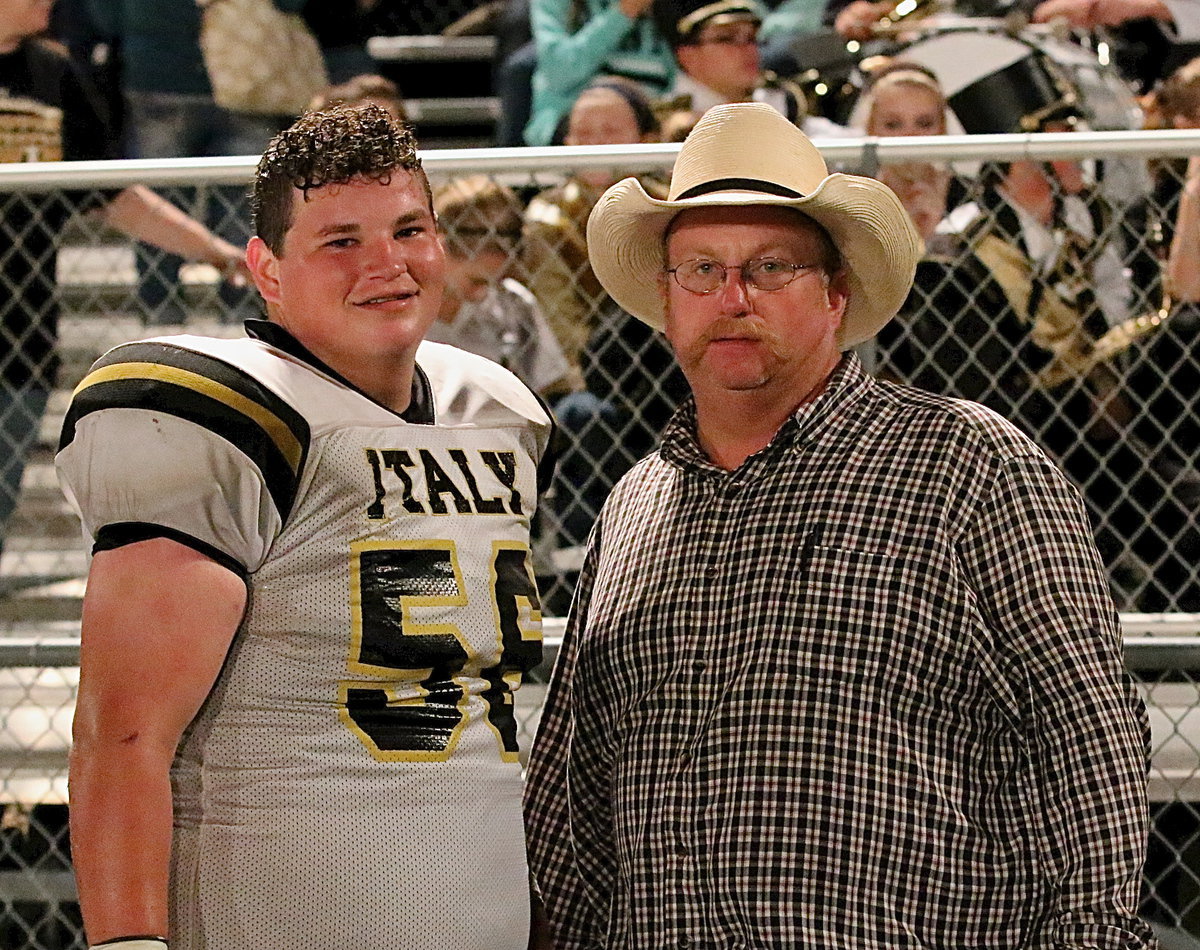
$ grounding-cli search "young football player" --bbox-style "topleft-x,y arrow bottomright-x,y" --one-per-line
59,105 -> 554,950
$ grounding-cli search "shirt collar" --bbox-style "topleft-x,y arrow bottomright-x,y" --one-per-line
673,72 -> 729,114
245,318 -> 435,424
659,351 -> 872,475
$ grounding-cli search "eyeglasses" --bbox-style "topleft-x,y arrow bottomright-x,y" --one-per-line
665,258 -> 821,294
696,33 -> 757,45
692,26 -> 759,45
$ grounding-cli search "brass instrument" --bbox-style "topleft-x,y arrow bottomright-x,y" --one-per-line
1089,305 -> 1173,370
0,97 -> 62,164
869,0 -> 952,37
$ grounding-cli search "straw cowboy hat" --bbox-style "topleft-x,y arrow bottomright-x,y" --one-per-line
585,101 -> 922,347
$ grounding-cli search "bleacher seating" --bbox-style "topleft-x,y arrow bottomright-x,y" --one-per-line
368,34 -> 500,148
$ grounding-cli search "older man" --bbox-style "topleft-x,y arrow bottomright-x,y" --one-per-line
523,102 -> 1156,949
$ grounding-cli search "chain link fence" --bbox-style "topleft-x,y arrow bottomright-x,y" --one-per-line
1,134 -> 1199,946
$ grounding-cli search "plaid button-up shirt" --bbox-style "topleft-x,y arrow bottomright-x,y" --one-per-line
525,354 -> 1155,950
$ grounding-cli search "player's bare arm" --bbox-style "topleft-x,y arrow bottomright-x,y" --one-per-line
70,539 -> 246,944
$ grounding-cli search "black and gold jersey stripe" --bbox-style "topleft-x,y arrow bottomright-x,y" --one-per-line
60,341 -> 311,521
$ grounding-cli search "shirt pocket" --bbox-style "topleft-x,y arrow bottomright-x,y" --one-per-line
763,542 -> 915,689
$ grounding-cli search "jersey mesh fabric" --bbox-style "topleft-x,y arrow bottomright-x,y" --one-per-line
59,336 -> 550,950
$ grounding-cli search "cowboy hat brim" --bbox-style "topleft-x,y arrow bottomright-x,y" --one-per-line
586,173 -> 921,348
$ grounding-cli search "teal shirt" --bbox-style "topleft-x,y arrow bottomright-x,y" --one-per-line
760,0 -> 827,39
525,0 -> 675,146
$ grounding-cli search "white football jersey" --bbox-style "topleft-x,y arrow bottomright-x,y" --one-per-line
56,327 -> 554,950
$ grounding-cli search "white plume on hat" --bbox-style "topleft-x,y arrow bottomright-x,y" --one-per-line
584,102 -> 922,347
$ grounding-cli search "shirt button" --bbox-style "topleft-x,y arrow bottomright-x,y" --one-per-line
679,750 -> 693,768
691,659 -> 707,674
675,842 -> 690,858
678,939 -> 692,950
703,564 -> 719,580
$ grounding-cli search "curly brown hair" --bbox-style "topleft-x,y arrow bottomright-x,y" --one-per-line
251,104 -> 432,253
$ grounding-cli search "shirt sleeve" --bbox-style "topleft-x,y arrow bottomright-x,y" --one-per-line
760,0 -> 827,38
504,278 -> 573,396
524,528 -> 607,949
957,452 -> 1157,950
530,0 -> 640,103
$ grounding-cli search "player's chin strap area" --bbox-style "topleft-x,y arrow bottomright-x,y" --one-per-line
89,938 -> 169,950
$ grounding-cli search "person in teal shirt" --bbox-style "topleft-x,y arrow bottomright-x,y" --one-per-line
760,0 -> 826,38
525,0 -> 676,145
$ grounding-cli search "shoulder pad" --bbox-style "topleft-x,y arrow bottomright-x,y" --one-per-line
61,339 -> 311,521
417,341 -> 554,431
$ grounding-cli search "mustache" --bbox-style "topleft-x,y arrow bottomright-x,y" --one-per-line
698,318 -> 779,348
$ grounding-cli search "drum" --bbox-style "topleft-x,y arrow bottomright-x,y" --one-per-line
852,18 -> 1150,203
890,17 -> 1143,134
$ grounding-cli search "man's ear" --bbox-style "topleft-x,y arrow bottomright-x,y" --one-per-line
827,269 -> 850,331
245,236 -> 282,306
